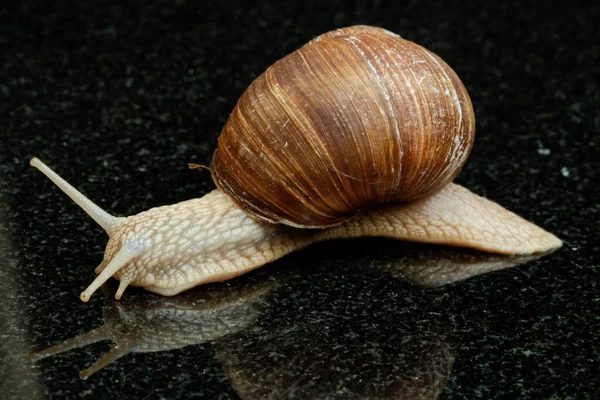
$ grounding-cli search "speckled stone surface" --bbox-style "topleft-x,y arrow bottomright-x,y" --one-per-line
0,0 -> 598,399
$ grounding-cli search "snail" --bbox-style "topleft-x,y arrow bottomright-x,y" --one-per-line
30,25 -> 562,302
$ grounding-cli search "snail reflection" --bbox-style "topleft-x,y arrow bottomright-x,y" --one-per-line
30,241 -> 548,396
215,261 -> 456,399
212,242 -> 547,399
29,274 -> 277,380
371,243 -> 549,288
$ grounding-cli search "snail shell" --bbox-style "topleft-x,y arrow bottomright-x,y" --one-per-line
212,25 -> 475,228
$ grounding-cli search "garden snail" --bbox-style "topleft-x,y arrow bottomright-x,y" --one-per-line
30,25 -> 562,302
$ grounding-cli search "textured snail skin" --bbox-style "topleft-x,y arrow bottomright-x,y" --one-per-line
212,26 -> 475,228
30,157 -> 560,301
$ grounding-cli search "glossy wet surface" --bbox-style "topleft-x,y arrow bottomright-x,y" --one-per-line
1,0 -> 599,398
2,240 -> 569,398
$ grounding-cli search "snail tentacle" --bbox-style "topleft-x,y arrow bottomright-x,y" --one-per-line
80,241 -> 143,302
30,157 -> 123,234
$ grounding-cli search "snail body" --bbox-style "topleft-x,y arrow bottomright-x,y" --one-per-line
30,26 -> 561,302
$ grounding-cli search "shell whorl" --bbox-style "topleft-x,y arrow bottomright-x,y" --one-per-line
211,25 -> 475,228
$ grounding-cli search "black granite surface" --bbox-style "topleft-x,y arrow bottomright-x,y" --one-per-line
1,0 -> 599,398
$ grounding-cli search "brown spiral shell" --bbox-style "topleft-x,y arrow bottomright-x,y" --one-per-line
211,25 -> 475,228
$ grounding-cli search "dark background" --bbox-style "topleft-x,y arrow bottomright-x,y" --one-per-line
1,0 -> 599,398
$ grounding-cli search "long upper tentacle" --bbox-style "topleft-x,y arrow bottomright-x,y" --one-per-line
30,158 -> 123,235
